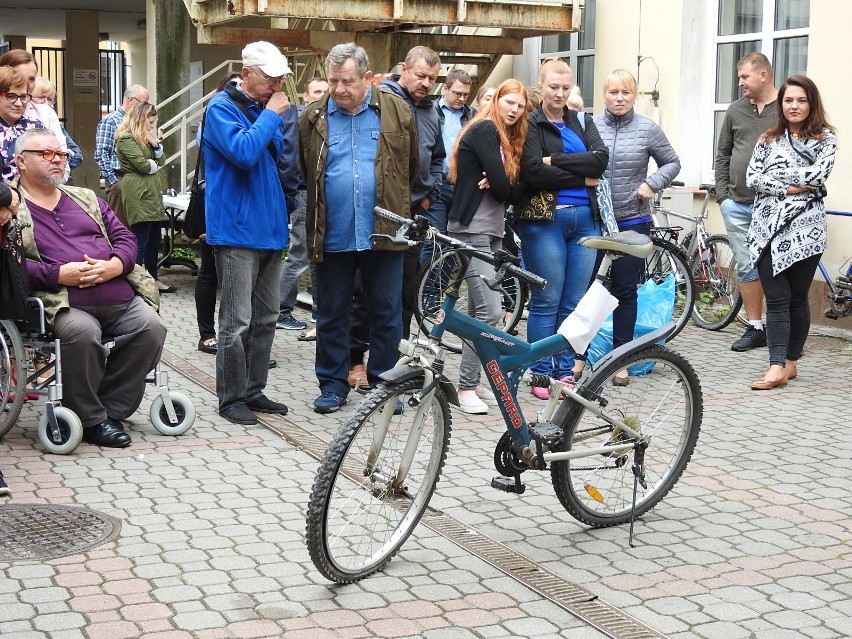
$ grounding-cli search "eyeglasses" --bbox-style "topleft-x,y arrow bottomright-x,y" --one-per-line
448,88 -> 470,100
250,67 -> 284,84
21,149 -> 69,162
30,95 -> 53,104
1,92 -> 33,105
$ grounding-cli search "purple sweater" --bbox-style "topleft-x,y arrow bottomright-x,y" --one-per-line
25,193 -> 137,307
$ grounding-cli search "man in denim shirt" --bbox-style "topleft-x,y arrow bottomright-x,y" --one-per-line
299,43 -> 418,414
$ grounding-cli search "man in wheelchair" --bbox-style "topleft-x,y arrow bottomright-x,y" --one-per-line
12,128 -> 167,448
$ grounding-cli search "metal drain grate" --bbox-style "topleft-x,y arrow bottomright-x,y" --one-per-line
161,349 -> 669,639
0,504 -> 120,561
422,511 -> 667,639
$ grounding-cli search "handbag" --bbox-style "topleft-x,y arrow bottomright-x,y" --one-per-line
0,219 -> 29,320
183,116 -> 207,240
595,177 -> 619,236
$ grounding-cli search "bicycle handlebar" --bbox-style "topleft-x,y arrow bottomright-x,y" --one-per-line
373,206 -> 548,290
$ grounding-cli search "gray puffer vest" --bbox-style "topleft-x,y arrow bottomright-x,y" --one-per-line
593,109 -> 681,223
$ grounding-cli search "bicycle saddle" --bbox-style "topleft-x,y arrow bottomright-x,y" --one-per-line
579,231 -> 655,259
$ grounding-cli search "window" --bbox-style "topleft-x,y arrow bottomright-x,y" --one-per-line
713,0 -> 809,157
540,0 -> 596,111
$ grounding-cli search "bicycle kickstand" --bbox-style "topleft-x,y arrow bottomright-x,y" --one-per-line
628,441 -> 649,548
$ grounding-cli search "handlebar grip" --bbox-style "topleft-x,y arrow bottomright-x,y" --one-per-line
669,180 -> 685,187
507,263 -> 547,290
373,206 -> 411,227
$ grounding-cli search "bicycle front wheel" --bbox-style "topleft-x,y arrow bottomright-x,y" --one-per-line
691,234 -> 742,330
306,377 -> 452,583
550,344 -> 702,527
1,319 -> 26,439
640,237 -> 695,342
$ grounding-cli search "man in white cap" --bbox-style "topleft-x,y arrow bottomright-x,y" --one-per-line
202,41 -> 292,425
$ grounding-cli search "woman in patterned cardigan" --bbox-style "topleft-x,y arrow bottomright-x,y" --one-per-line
746,75 -> 836,390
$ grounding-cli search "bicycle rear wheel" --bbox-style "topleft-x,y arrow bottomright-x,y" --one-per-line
1,320 -> 26,439
691,234 -> 742,330
639,237 -> 695,341
306,377 -> 452,583
416,249 -> 525,352
550,344 -> 701,527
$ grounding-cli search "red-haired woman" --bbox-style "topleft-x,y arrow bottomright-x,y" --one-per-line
446,78 -> 528,414
746,75 -> 837,390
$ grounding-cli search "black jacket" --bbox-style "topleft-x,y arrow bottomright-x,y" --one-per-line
518,107 -> 608,221
448,119 -> 525,227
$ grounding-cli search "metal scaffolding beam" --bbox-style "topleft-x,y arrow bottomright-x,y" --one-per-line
194,0 -> 573,33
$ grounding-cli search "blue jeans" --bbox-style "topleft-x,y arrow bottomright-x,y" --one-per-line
213,246 -> 282,411
131,221 -> 161,281
720,198 -> 759,282
420,181 -> 454,265
279,191 -> 309,314
519,205 -> 600,377
315,250 -> 403,398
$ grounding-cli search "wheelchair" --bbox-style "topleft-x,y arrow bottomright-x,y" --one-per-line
1,298 -> 196,454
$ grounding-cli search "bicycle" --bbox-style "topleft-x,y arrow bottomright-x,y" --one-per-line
650,182 -> 742,331
305,208 -> 703,584
820,210 -> 852,320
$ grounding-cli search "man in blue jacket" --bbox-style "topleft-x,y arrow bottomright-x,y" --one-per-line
203,41 -> 292,425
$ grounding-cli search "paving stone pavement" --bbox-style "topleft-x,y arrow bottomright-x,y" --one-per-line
2,266 -> 851,639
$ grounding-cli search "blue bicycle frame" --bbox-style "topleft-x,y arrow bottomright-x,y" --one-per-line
428,291 -> 572,452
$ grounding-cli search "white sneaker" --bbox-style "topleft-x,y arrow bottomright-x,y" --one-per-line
457,390 -> 489,415
475,386 -> 499,406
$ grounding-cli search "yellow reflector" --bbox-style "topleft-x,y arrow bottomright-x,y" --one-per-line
584,484 -> 604,502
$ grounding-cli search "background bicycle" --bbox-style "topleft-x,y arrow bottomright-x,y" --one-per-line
650,182 -> 742,331
820,210 -> 852,320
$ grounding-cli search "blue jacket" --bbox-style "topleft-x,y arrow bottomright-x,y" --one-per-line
203,85 -> 289,249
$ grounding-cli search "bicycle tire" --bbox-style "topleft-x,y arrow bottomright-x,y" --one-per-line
550,344 -> 702,527
640,237 -> 694,342
1,319 -> 26,439
415,250 -> 526,353
690,234 -> 743,330
306,377 -> 452,583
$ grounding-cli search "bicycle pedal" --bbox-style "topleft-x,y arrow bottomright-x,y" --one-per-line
529,421 -> 563,447
491,476 -> 525,494
824,307 -> 839,320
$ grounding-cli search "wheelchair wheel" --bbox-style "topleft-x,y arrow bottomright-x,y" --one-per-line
150,392 -> 196,436
1,319 -> 26,440
38,406 -> 84,455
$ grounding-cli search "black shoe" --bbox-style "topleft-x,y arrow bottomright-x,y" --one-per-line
269,359 -> 278,369
219,403 -> 258,425
0,470 -> 10,498
246,394 -> 288,415
104,417 -> 126,431
83,421 -> 132,448
198,337 -> 218,354
731,326 -> 767,352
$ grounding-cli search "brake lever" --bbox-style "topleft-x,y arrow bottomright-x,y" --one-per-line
369,229 -> 416,247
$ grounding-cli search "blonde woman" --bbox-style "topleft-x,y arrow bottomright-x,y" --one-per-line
31,77 -> 83,171
447,78 -> 528,413
115,102 -> 173,292
518,58 -> 608,397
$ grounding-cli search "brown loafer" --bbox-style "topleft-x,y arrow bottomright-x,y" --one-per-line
348,363 -> 371,390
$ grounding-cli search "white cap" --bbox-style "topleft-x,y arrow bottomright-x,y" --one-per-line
242,41 -> 291,78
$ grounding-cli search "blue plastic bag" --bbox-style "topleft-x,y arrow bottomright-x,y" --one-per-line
585,275 -> 676,375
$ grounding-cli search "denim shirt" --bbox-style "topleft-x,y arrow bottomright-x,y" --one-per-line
324,88 -> 380,252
